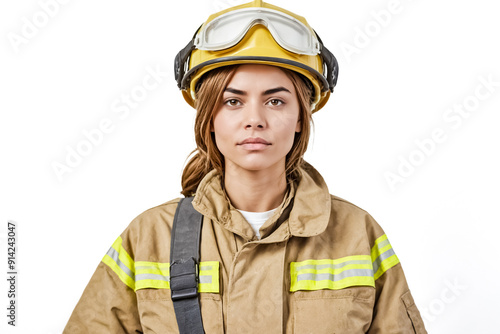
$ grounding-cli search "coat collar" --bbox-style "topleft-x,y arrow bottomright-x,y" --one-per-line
192,162 -> 331,241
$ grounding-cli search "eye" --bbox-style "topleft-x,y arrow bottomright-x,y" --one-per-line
225,99 -> 242,107
267,99 -> 284,107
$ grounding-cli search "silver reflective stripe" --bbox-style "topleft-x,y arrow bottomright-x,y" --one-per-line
135,265 -> 165,270
135,273 -> 170,282
107,247 -> 135,279
376,238 -> 391,250
134,266 -> 213,284
372,248 -> 395,274
295,259 -> 371,271
134,274 -> 212,284
297,268 -> 373,282
199,275 -> 212,284
199,266 -> 212,271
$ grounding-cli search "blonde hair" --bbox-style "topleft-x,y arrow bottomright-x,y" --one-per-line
181,65 -> 313,197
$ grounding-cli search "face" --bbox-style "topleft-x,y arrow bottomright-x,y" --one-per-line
212,64 -> 301,176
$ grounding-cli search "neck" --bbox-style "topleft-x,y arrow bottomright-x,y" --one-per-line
223,165 -> 287,212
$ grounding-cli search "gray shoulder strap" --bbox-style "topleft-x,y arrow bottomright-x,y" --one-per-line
170,196 -> 205,334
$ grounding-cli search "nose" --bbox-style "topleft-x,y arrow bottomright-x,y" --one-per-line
244,103 -> 266,129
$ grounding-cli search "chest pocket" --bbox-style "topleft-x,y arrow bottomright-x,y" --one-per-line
290,257 -> 376,333
135,261 -> 222,333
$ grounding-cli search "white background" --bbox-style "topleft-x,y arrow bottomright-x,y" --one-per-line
1,0 -> 499,333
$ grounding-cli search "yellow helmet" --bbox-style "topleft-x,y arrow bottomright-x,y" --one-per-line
174,0 -> 338,112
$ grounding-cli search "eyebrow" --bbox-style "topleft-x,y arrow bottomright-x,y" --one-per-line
264,87 -> 291,95
224,86 -> 291,96
225,87 -> 246,95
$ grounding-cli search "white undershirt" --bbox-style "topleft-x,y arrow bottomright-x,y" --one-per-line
237,207 -> 278,239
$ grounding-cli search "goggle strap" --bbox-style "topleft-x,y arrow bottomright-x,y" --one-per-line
315,31 -> 338,92
175,39 -> 195,89
320,44 -> 338,92
175,26 -> 203,89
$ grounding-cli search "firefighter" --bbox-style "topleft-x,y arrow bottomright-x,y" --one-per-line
64,1 -> 427,333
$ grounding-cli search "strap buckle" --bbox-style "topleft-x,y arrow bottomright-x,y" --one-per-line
170,257 -> 199,301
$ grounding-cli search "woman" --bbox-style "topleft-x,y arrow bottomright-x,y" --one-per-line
64,1 -> 427,333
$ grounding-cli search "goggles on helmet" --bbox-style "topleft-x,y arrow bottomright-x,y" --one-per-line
195,7 -> 321,56
174,3 -> 339,111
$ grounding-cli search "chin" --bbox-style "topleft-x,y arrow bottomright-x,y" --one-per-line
228,157 -> 285,174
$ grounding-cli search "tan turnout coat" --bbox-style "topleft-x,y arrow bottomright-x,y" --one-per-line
64,163 -> 427,333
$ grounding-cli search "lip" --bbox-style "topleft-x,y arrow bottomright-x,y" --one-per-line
239,137 -> 271,145
238,137 -> 271,150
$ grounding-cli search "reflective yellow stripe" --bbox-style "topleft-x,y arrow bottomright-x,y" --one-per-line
102,236 -> 135,290
290,256 -> 375,292
135,261 -> 170,290
101,237 -> 219,293
199,261 -> 219,293
134,261 -> 219,292
290,235 -> 400,291
371,234 -> 400,280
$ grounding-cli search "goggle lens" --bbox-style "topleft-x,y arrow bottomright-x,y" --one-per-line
196,8 -> 320,55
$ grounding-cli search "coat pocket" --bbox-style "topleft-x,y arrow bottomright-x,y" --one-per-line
200,293 -> 224,334
135,260 -> 222,333
137,289 -> 224,334
401,291 -> 427,334
292,288 -> 375,334
137,289 -> 179,333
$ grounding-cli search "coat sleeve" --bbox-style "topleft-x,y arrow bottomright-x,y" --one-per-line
367,238 -> 427,333
63,236 -> 142,333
